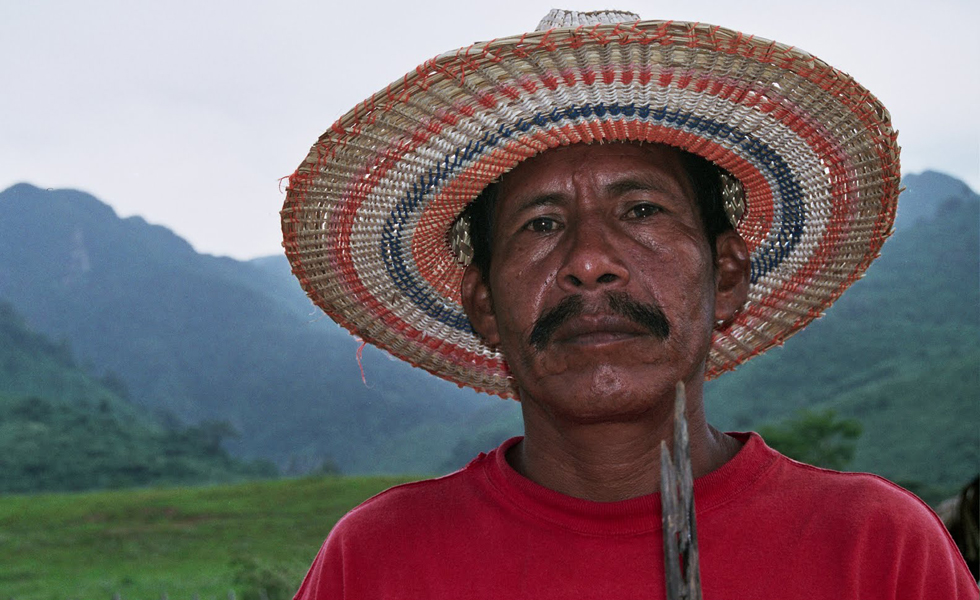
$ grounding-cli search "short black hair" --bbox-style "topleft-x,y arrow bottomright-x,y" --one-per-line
462,147 -> 735,281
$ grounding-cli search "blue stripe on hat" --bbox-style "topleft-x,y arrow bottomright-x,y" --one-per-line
380,103 -> 804,333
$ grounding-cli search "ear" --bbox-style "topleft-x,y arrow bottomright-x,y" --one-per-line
713,230 -> 750,324
460,265 -> 501,346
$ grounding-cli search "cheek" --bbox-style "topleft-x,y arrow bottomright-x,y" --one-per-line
488,265 -> 571,378
634,238 -> 715,323
490,248 -> 558,314
497,237 -> 559,282
487,274 -> 540,351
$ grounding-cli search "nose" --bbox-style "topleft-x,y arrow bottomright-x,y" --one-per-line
557,218 -> 630,292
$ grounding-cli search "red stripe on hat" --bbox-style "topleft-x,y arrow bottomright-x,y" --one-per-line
410,122 -> 777,305
286,42 -> 895,393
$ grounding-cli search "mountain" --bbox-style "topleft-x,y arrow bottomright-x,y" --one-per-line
0,299 -> 275,492
1,171 -> 976,490
896,171 -> 979,230
0,298 -> 127,409
0,183 -> 509,475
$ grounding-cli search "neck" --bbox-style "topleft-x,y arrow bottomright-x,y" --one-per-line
509,380 -> 740,502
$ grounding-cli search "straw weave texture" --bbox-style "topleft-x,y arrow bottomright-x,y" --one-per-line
282,19 -> 901,399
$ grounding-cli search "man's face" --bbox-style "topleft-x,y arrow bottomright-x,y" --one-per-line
462,142 -> 746,421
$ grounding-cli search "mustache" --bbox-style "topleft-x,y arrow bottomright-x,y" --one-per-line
527,291 -> 671,350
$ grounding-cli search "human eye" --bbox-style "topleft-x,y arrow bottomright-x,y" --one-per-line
624,203 -> 663,220
523,216 -> 561,233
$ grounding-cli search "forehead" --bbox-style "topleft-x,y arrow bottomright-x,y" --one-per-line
497,142 -> 694,204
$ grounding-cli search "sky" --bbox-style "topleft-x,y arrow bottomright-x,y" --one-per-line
2,0 -> 977,260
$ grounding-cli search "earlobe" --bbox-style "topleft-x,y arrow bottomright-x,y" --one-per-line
460,266 -> 501,346
713,231 -> 750,324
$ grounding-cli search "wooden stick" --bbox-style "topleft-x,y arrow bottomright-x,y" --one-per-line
660,381 -> 703,600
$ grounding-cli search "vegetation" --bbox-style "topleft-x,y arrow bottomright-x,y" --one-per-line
0,171 -> 976,494
833,352 -> 980,504
757,408 -> 862,470
0,474 -> 414,600
231,556 -> 297,600
0,394 -> 276,494
0,183 -> 492,476
0,300 -> 275,493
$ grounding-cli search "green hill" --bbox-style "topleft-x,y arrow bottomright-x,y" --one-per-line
0,171 -> 976,488
0,300 -> 275,493
704,182 -> 979,494
0,183 -> 501,475
0,300 -> 125,407
836,351 -> 979,498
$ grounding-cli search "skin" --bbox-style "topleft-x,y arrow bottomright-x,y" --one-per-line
461,142 -> 751,502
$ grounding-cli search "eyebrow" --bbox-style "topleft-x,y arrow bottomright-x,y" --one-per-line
604,176 -> 682,199
514,192 -> 567,214
510,174 -> 686,214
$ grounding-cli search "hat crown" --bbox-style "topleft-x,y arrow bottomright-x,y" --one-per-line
535,8 -> 641,31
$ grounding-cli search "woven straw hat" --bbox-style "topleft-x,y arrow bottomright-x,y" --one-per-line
282,9 -> 901,399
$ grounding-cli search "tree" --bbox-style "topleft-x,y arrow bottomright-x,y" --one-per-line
757,408 -> 863,470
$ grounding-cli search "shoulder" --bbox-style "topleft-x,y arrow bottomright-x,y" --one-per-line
758,442 -> 977,592
769,450 -> 942,526
725,433 -> 935,517
293,453 -> 498,599
329,451 -> 493,540
720,434 -> 953,540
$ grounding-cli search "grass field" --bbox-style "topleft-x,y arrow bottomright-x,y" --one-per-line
0,474 -> 418,600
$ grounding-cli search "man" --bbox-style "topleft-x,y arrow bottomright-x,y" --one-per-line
282,10 -> 978,598
458,142 -> 746,503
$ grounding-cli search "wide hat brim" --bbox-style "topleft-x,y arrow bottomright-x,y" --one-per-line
282,17 -> 901,400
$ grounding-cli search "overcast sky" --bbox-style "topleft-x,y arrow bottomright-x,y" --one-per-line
2,0 -> 977,259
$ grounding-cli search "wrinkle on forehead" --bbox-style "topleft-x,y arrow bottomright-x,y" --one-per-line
498,142 -> 695,210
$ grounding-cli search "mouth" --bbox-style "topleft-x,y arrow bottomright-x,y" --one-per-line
527,291 -> 671,351
551,314 -> 652,347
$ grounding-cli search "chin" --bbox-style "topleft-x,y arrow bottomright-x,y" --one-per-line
521,363 -> 678,423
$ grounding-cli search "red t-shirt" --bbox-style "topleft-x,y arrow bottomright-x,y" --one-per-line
295,433 -> 978,599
